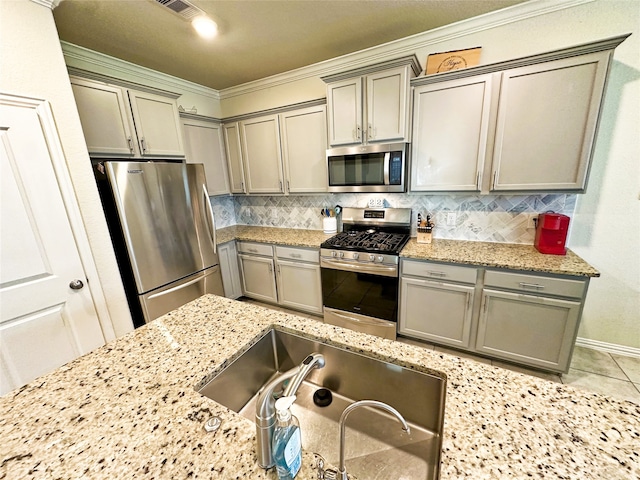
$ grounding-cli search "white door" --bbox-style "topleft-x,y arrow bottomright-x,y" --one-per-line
366,66 -> 409,143
223,122 -> 246,194
238,254 -> 278,303
0,95 -> 106,396
327,77 -> 362,146
276,259 -> 322,314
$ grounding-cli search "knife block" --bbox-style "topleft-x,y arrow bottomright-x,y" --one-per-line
417,226 -> 433,244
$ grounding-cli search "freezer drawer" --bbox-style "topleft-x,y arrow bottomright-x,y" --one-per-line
139,266 -> 224,323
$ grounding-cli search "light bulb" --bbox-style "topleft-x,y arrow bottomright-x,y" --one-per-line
192,16 -> 218,39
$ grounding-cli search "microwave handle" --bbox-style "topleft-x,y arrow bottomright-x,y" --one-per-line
383,152 -> 391,185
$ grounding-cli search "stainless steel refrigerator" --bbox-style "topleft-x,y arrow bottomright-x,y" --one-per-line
94,160 -> 224,327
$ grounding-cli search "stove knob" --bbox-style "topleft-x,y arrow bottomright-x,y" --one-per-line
339,252 -> 345,258
331,251 -> 337,258
377,256 -> 384,263
369,254 -> 375,262
352,252 -> 359,260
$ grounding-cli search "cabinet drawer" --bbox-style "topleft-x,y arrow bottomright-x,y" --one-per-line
237,241 -> 273,257
402,260 -> 477,284
484,270 -> 586,299
275,246 -> 319,264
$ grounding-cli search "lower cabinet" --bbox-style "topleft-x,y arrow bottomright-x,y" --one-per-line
218,241 -> 242,299
399,259 -> 590,373
237,242 -> 322,314
476,289 -> 581,371
399,277 -> 475,349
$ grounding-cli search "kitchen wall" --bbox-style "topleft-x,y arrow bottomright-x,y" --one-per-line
211,193 -> 576,244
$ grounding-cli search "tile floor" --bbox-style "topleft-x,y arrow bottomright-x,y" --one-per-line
242,298 -> 640,405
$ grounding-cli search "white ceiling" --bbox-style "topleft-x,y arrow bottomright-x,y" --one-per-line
53,0 -> 529,91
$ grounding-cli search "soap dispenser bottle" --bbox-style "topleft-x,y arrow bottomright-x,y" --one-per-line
272,395 -> 302,479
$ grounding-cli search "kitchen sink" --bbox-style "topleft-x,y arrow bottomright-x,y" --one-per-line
199,329 -> 446,479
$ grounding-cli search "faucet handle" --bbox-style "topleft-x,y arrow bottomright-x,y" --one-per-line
314,453 -> 338,480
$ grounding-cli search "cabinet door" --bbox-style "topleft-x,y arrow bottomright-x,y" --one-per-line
476,289 -> 581,372
491,51 -> 610,191
327,78 -> 362,146
276,259 -> 322,314
218,242 -> 242,299
366,66 -> 409,143
128,90 -> 184,157
411,75 -> 493,191
181,117 -> 230,196
280,106 -> 328,193
240,115 -> 285,194
399,277 -> 474,348
70,78 -> 136,156
238,254 -> 277,303
223,122 -> 246,193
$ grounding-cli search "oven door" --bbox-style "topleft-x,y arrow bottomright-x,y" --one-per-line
321,265 -> 399,323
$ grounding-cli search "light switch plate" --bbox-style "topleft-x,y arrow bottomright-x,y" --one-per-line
446,212 -> 457,226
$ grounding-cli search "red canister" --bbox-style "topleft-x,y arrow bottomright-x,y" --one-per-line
534,213 -> 570,255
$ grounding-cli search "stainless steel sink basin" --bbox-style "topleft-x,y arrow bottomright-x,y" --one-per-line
199,329 -> 446,479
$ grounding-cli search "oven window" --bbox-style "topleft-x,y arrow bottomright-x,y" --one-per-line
328,154 -> 385,186
321,268 -> 398,322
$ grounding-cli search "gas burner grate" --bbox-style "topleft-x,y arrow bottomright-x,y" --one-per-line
321,230 -> 409,254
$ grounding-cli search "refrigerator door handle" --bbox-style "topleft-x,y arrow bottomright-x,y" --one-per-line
146,271 -> 207,300
202,183 -> 217,254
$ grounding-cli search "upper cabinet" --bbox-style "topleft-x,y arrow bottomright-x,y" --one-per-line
181,116 -> 230,196
280,105 -> 328,194
70,76 -> 184,158
411,74 -> 494,192
323,56 -> 421,147
223,102 -> 328,195
410,34 -> 629,193
490,53 -> 608,191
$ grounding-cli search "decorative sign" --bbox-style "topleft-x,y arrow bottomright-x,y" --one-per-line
425,47 -> 482,75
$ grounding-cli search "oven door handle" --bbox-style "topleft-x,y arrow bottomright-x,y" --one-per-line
321,258 -> 398,277
330,310 -> 391,327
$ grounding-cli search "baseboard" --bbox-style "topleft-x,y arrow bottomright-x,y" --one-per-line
576,337 -> 640,358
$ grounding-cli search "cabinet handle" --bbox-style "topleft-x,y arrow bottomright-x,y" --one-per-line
290,253 -> 302,259
518,282 -> 545,290
140,137 -> 147,153
476,172 -> 481,190
248,248 -> 258,253
368,123 -> 373,140
427,271 -> 446,277
279,180 -> 283,192
127,136 -> 134,153
241,181 -> 245,192
277,265 -> 281,274
356,125 -> 361,141
466,293 -> 471,310
492,171 -> 497,190
269,263 -> 273,273
286,180 -> 290,192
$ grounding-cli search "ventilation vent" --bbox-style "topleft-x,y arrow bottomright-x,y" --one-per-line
154,0 -> 203,20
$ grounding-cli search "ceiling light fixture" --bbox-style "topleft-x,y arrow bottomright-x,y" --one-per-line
192,16 -> 218,39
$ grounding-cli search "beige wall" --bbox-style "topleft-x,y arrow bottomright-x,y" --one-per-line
219,0 -> 640,350
0,0 -> 134,337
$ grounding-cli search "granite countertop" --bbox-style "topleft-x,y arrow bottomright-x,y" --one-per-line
215,226 -> 599,277
1,295 -> 637,479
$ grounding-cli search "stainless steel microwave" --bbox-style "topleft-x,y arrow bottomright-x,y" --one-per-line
326,143 -> 408,193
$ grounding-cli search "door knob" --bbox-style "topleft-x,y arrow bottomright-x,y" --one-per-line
69,279 -> 84,290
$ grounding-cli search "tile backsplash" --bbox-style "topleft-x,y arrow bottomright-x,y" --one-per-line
210,193 -> 577,244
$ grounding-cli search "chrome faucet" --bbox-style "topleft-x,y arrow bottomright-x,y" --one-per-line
255,353 -> 325,468
337,400 -> 410,480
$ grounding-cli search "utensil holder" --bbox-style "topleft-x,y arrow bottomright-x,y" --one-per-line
417,227 -> 433,244
323,217 -> 337,234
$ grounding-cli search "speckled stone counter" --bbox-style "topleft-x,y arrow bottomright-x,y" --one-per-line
401,238 -> 600,277
215,226 -> 599,277
1,295 -> 637,479
216,225 -> 331,249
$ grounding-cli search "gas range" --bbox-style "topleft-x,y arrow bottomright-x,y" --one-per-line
319,207 -> 412,340
320,207 -> 411,269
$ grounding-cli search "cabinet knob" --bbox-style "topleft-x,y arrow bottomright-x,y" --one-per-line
140,137 -> 147,153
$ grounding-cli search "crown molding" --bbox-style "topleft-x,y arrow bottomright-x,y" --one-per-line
219,0 -> 595,99
61,42 -> 220,100
30,0 -> 61,9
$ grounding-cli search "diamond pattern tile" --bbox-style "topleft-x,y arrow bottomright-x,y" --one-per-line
211,193 -> 577,244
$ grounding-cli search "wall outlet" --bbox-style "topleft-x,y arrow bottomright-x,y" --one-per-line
270,208 -> 278,219
446,212 -> 457,226
527,214 -> 538,229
